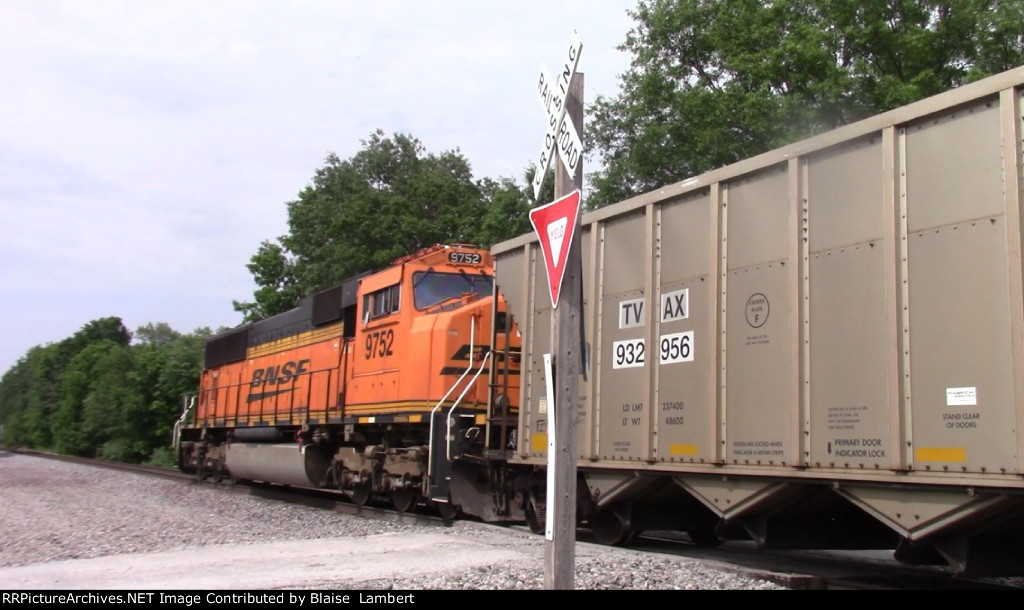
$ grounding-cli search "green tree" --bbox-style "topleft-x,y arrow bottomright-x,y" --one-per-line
61,316 -> 132,357
133,322 -> 182,348
235,130 -> 533,320
232,241 -> 303,322
52,340 -> 137,456
586,0 -> 1024,208
126,325 -> 211,462
523,164 -> 556,207
12,345 -> 62,448
477,176 -> 533,248
0,317 -> 201,462
0,350 -> 40,447
0,317 -> 133,449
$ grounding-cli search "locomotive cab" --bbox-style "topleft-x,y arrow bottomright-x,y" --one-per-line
340,245 -> 520,514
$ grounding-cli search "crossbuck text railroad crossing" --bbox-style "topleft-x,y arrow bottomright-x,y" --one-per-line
532,29 -> 584,200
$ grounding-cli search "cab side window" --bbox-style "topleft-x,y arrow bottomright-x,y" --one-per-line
362,284 -> 401,321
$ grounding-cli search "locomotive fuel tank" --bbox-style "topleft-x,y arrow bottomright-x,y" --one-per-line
225,442 -> 331,488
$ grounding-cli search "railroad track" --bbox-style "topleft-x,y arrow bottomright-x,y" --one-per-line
4,447 -> 449,528
8,448 -> 1020,590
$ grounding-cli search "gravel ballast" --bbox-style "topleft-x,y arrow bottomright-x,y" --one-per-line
0,452 -> 786,590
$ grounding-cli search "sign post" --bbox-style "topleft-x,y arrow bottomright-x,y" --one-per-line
531,29 -> 584,591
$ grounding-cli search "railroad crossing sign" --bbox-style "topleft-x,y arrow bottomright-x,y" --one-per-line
532,30 -> 583,200
529,189 -> 582,308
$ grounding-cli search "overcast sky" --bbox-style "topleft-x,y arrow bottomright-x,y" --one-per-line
0,0 -> 638,375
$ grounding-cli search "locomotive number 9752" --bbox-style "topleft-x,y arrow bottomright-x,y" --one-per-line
448,252 -> 482,265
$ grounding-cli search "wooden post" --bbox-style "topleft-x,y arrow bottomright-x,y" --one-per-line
544,71 -> 584,590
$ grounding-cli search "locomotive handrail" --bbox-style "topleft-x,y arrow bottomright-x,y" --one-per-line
193,367 -> 342,428
172,394 -> 196,453
428,315 -> 480,479
445,351 -> 492,462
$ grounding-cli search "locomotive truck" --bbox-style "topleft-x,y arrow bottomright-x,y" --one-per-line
178,64 -> 1024,577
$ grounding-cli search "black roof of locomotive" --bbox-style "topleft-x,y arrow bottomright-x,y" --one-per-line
203,271 -> 369,369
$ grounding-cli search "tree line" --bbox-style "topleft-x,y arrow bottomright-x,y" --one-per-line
2,0 -> 1023,464
0,318 -> 212,466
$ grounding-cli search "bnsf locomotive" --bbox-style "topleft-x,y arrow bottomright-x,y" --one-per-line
175,244 -> 527,522
179,66 -> 1024,577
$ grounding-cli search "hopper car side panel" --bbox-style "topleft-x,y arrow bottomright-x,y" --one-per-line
495,73 -> 1024,480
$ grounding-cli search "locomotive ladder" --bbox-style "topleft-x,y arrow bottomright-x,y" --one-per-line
486,283 -> 516,457
426,317 -> 491,504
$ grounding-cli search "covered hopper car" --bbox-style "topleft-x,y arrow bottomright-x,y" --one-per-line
178,65 -> 1024,576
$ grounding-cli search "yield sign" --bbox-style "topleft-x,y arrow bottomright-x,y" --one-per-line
529,189 -> 582,309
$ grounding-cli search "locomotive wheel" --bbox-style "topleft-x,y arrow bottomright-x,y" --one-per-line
436,501 -> 461,521
391,488 -> 420,513
588,508 -> 635,546
351,483 -> 371,506
524,495 -> 545,534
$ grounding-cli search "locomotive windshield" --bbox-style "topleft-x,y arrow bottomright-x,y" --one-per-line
413,270 -> 493,311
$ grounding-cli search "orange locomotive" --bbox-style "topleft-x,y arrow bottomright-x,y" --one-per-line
175,244 -> 524,520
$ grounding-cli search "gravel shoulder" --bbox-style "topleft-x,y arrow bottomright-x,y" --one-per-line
0,451 -> 786,590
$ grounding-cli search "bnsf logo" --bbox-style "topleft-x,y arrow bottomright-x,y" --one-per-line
250,359 -> 310,387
